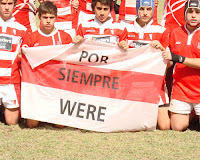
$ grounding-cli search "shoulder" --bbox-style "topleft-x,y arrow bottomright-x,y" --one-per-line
111,22 -> 126,30
81,19 -> 96,27
150,22 -> 167,33
171,26 -> 185,33
23,30 -> 39,45
12,20 -> 27,31
58,30 -> 72,44
58,30 -> 71,38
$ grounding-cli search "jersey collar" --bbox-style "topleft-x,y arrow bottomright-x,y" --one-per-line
38,28 -> 59,37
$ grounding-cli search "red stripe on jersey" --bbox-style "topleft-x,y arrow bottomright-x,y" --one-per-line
0,19 -> 26,84
0,76 -> 12,84
79,0 -> 92,14
0,60 -> 12,68
126,7 -> 137,15
22,57 -> 163,104
57,14 -> 73,22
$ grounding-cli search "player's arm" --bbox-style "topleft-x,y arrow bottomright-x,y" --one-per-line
118,40 -> 128,50
72,24 -> 84,44
150,28 -> 169,51
150,40 -> 166,51
117,27 -> 128,50
162,50 -> 200,69
28,0 -> 37,12
155,0 -> 158,6
71,0 -> 79,9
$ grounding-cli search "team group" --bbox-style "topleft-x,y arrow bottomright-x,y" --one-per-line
0,0 -> 200,131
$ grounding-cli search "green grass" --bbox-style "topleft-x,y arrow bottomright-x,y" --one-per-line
0,121 -> 200,160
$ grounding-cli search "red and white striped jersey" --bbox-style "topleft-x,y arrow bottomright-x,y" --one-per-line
13,0 -> 37,33
125,20 -> 169,48
78,0 -> 116,25
170,26 -> 200,103
124,19 -> 169,105
77,17 -> 126,44
43,0 -> 78,30
0,17 -> 27,84
161,0 -> 186,32
119,0 -> 157,23
22,28 -> 72,47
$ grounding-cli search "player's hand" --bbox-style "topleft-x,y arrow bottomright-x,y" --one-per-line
150,40 -> 165,51
155,0 -> 158,6
72,0 -> 79,9
38,0 -> 44,4
118,40 -> 128,50
162,50 -> 172,61
72,35 -> 84,44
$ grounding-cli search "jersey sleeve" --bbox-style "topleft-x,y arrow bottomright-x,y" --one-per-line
169,29 -> 176,53
22,32 -> 34,47
119,27 -> 128,42
61,31 -> 72,44
118,0 -> 125,20
159,29 -> 169,49
76,23 -> 84,37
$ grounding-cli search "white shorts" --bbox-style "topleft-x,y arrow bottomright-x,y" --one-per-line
0,84 -> 20,109
169,99 -> 200,115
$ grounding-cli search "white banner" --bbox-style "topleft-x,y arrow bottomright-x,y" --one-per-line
21,40 -> 167,132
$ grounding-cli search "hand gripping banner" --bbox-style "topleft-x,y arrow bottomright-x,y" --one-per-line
21,40 -> 167,132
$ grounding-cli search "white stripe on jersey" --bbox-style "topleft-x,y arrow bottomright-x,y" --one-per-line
125,14 -> 137,22
86,2 -> 92,11
52,34 -> 55,45
54,21 -> 72,30
0,51 -> 17,61
0,68 -> 11,76
57,6 -> 72,16
58,31 -> 61,42
125,0 -> 136,7
0,18 -> 27,31
126,20 -> 166,33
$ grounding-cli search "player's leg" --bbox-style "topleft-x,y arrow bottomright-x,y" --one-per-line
54,124 -> 65,128
27,119 -> 39,128
4,107 -> 19,125
170,113 -> 189,131
169,99 -> 191,131
157,105 -> 170,130
193,103 -> 200,125
157,82 -> 170,130
3,84 -> 20,125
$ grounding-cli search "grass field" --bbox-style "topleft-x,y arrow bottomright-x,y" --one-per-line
0,120 -> 200,160
1,0 -> 200,160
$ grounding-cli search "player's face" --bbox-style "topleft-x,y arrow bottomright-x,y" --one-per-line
186,8 -> 200,27
93,2 -> 111,23
40,13 -> 57,34
0,0 -> 15,21
138,6 -> 153,24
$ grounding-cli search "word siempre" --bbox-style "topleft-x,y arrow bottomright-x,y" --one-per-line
60,99 -> 106,122
58,68 -> 119,90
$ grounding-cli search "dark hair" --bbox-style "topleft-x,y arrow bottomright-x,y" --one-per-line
184,0 -> 200,22
38,1 -> 57,18
91,0 -> 113,12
